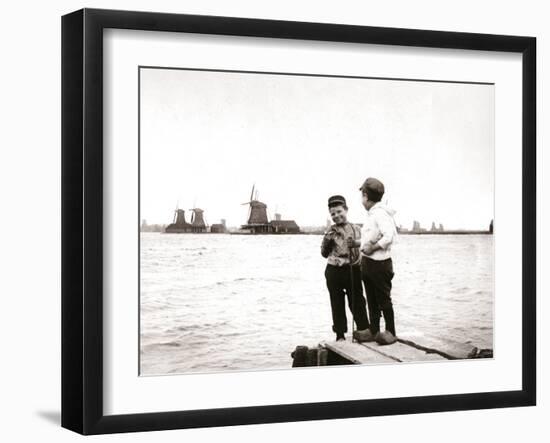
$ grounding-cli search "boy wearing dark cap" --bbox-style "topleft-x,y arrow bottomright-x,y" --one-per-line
321,195 -> 371,342
349,178 -> 398,345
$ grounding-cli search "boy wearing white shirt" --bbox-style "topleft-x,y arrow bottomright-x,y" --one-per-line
349,177 -> 398,345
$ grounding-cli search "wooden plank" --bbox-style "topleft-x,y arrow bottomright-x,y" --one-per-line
397,332 -> 478,360
360,341 -> 447,362
321,332 -> 476,365
322,339 -> 396,364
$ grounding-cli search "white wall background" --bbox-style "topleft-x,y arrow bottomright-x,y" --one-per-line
0,1 -> 546,441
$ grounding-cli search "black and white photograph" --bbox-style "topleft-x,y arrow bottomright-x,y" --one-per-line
0,2 -> 540,439
139,67 -> 495,376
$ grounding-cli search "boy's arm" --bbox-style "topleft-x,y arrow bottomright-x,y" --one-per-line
347,225 -> 361,248
321,232 -> 334,258
372,212 -> 395,251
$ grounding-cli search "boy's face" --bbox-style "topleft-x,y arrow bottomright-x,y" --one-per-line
329,205 -> 348,224
362,192 -> 375,211
361,192 -> 370,209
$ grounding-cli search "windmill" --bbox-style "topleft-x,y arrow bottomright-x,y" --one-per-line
189,208 -> 207,232
165,200 -> 192,233
171,201 -> 188,227
241,184 -> 268,225
189,208 -> 206,226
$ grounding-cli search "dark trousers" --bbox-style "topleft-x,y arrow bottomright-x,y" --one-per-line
325,264 -> 370,335
361,256 -> 396,336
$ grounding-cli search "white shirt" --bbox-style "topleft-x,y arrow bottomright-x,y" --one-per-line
360,202 -> 397,261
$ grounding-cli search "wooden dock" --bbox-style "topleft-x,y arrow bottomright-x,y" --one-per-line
291,332 -> 492,367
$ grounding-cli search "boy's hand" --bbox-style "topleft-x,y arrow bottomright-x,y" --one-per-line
362,242 -> 375,255
362,241 -> 380,255
347,238 -> 360,248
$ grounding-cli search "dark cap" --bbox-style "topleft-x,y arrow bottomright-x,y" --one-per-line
328,195 -> 347,207
359,177 -> 385,194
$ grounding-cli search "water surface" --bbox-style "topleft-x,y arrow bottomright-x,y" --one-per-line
140,233 -> 493,375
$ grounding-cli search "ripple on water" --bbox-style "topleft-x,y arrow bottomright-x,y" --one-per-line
140,233 -> 494,375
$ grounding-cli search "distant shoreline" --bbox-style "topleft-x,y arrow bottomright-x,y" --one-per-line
141,230 -> 493,236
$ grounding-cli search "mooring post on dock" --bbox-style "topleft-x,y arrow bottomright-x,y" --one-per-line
291,346 -> 308,367
306,348 -> 318,366
317,347 -> 328,366
291,345 -> 329,367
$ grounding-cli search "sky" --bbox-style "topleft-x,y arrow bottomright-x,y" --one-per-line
140,67 -> 494,230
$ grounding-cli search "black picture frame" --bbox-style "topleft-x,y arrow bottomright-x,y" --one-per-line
61,8 -> 536,435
